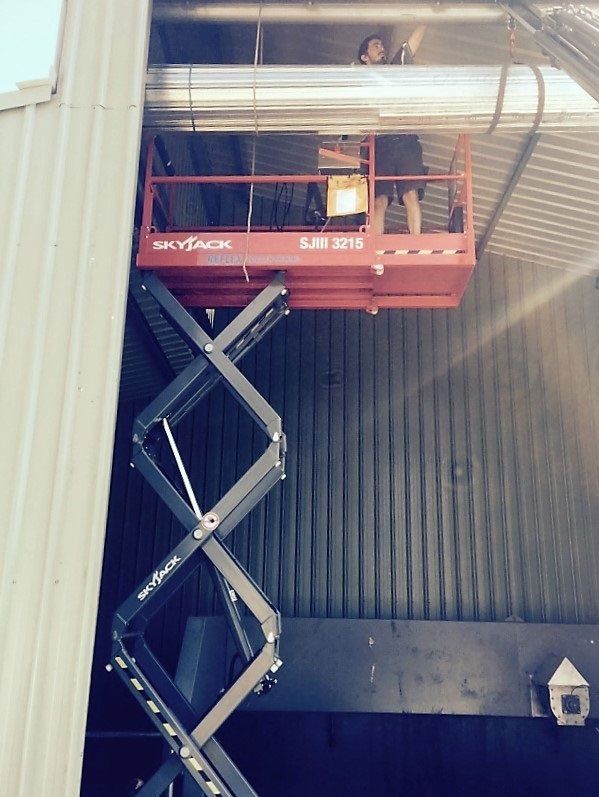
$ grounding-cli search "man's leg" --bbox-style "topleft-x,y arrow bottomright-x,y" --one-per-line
373,195 -> 389,234
402,189 -> 421,235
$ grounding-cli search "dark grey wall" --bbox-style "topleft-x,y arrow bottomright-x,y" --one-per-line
82,712 -> 599,797
85,253 -> 599,790
107,254 -> 599,635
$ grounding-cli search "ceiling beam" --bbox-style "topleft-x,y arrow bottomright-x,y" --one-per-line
153,1 -> 599,26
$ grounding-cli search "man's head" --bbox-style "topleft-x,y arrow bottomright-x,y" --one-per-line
358,34 -> 387,65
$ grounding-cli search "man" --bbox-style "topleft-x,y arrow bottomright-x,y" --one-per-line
358,28 -> 427,235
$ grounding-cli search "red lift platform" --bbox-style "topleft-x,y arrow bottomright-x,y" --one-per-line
137,134 -> 475,311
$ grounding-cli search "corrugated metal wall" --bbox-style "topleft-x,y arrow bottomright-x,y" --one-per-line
99,254 -> 599,679
0,1 -> 150,794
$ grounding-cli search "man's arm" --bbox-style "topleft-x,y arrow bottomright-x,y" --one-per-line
389,24 -> 427,64
406,25 -> 426,57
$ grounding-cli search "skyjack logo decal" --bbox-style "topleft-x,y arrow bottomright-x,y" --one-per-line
152,237 -> 233,251
137,555 -> 182,601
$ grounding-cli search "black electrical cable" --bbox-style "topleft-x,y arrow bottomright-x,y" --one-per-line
270,181 -> 294,231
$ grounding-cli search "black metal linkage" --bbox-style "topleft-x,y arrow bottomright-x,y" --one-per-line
133,271 -> 287,439
112,646 -> 232,796
210,569 -> 254,665
111,273 -> 288,796
202,537 -> 280,639
201,739 -> 259,797
115,443 -> 284,636
136,755 -> 184,797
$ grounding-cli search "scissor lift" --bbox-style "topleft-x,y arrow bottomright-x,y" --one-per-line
111,271 -> 289,795
111,132 -> 476,795
137,133 -> 475,312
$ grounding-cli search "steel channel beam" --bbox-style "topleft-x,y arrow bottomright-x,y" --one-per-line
183,617 -> 599,719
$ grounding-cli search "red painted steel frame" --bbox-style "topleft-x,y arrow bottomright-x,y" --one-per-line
138,135 -> 476,311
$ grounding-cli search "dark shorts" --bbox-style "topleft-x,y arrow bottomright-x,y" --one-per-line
374,135 -> 427,206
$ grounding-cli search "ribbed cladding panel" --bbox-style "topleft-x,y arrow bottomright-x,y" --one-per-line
487,131 -> 599,273
103,254 -> 599,658
0,1 -> 150,794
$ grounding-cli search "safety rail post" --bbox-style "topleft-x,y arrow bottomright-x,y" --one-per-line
446,133 -> 472,235
110,271 -> 289,796
367,133 -> 375,233
463,134 -> 475,257
447,134 -> 459,221
141,136 -> 156,239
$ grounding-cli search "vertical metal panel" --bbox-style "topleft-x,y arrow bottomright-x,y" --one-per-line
0,1 -> 150,794
101,254 -> 599,668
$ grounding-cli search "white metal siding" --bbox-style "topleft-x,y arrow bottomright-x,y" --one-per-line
0,1 -> 151,794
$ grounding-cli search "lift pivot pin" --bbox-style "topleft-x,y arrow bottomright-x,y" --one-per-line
201,512 -> 220,532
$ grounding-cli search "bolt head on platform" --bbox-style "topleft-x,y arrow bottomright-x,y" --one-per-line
179,746 -> 191,759
371,263 -> 384,275
281,288 -> 288,296
284,307 -> 290,316
204,342 -> 214,353
105,663 -> 113,672
193,527 -> 203,540
272,432 -> 280,442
